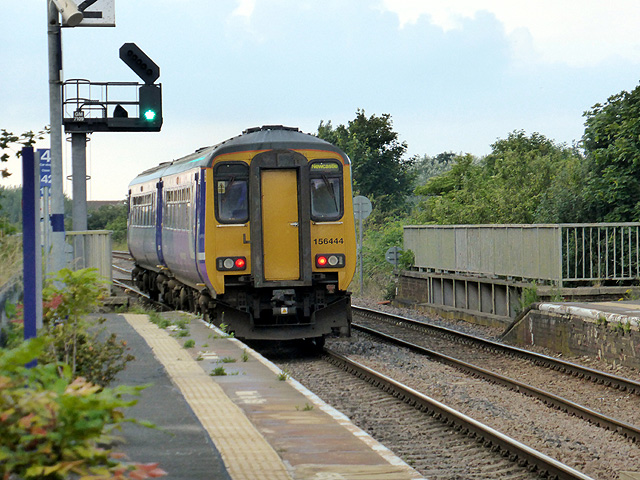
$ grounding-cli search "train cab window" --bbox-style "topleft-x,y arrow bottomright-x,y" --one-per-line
215,163 -> 249,223
310,161 -> 343,221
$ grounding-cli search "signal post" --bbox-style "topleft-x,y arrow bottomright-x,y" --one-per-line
63,43 -> 163,231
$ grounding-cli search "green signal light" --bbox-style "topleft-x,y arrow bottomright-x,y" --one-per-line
143,109 -> 156,121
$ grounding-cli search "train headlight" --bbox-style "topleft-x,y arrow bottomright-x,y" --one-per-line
315,254 -> 345,268
217,256 -> 247,271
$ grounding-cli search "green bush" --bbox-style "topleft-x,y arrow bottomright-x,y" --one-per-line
0,338 -> 164,479
22,268 -> 136,387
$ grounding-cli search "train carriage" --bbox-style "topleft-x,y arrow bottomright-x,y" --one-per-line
128,125 -> 356,342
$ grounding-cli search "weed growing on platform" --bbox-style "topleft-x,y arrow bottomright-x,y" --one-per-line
211,366 -> 227,376
296,403 -> 314,411
175,317 -> 190,330
145,310 -> 171,329
183,339 -> 195,349
278,370 -> 289,381
241,350 -> 249,362
220,356 -> 236,363
217,322 -> 235,338
596,315 -> 608,327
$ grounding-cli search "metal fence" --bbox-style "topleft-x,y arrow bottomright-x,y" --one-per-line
404,223 -> 640,286
65,230 -> 113,286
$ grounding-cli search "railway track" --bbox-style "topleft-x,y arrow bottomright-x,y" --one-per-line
352,305 -> 640,395
351,308 -> 640,443
272,346 -> 594,480
327,348 -> 596,480
333,305 -> 640,479
111,251 -> 169,311
112,250 -> 133,261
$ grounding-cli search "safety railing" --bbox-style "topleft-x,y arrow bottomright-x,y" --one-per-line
404,223 -> 640,286
65,230 -> 113,286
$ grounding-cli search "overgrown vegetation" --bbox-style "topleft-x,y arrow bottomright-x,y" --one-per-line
330,82 -> 640,296
0,267 -> 164,479
0,338 -> 163,480
318,109 -> 416,217
87,202 -> 128,248
0,232 -> 21,285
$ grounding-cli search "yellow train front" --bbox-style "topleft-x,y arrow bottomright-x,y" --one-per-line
128,125 -> 356,342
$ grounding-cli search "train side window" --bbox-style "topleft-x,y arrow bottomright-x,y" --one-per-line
309,161 -> 343,221
215,163 -> 249,224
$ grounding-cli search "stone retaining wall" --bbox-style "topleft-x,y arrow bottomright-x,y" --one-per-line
502,306 -> 640,368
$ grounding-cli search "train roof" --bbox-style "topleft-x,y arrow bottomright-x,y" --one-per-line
129,126 -> 349,187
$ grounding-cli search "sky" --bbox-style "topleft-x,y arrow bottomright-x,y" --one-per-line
2,1 -> 640,201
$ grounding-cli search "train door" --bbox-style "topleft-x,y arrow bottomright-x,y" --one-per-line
261,169 -> 299,280
250,149 -> 312,288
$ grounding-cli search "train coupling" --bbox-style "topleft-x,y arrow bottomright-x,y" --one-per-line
271,289 -> 297,316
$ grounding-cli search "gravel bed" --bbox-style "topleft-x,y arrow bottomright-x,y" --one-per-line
353,313 -> 640,430
353,297 -> 640,382
322,330 -> 640,479
274,352 -> 538,480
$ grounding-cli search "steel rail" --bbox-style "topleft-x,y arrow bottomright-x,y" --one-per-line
112,264 -> 132,275
353,322 -> 640,442
324,349 -> 595,480
112,278 -> 170,311
353,305 -> 640,395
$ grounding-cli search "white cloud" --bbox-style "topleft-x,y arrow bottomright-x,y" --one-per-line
231,0 -> 256,18
380,0 -> 640,67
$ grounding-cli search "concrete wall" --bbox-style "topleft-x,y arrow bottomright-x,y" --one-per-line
396,270 -> 524,328
502,307 -> 640,368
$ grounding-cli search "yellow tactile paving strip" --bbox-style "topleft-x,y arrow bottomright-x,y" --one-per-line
123,314 -> 293,480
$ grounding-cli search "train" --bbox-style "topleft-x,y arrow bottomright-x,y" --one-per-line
127,125 -> 357,343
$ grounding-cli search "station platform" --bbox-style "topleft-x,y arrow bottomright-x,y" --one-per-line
503,300 -> 640,368
108,312 -> 424,480
536,299 -> 640,326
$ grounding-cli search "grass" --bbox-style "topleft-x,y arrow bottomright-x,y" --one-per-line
0,235 -> 22,286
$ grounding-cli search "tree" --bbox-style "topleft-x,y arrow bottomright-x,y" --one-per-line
411,151 -> 456,187
317,109 -> 415,217
0,186 -> 22,226
414,131 -> 585,224
0,127 -> 49,180
87,203 -> 128,244
582,84 -> 640,221
0,127 -> 50,232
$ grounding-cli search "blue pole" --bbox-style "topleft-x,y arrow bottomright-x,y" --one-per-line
22,147 -> 37,342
